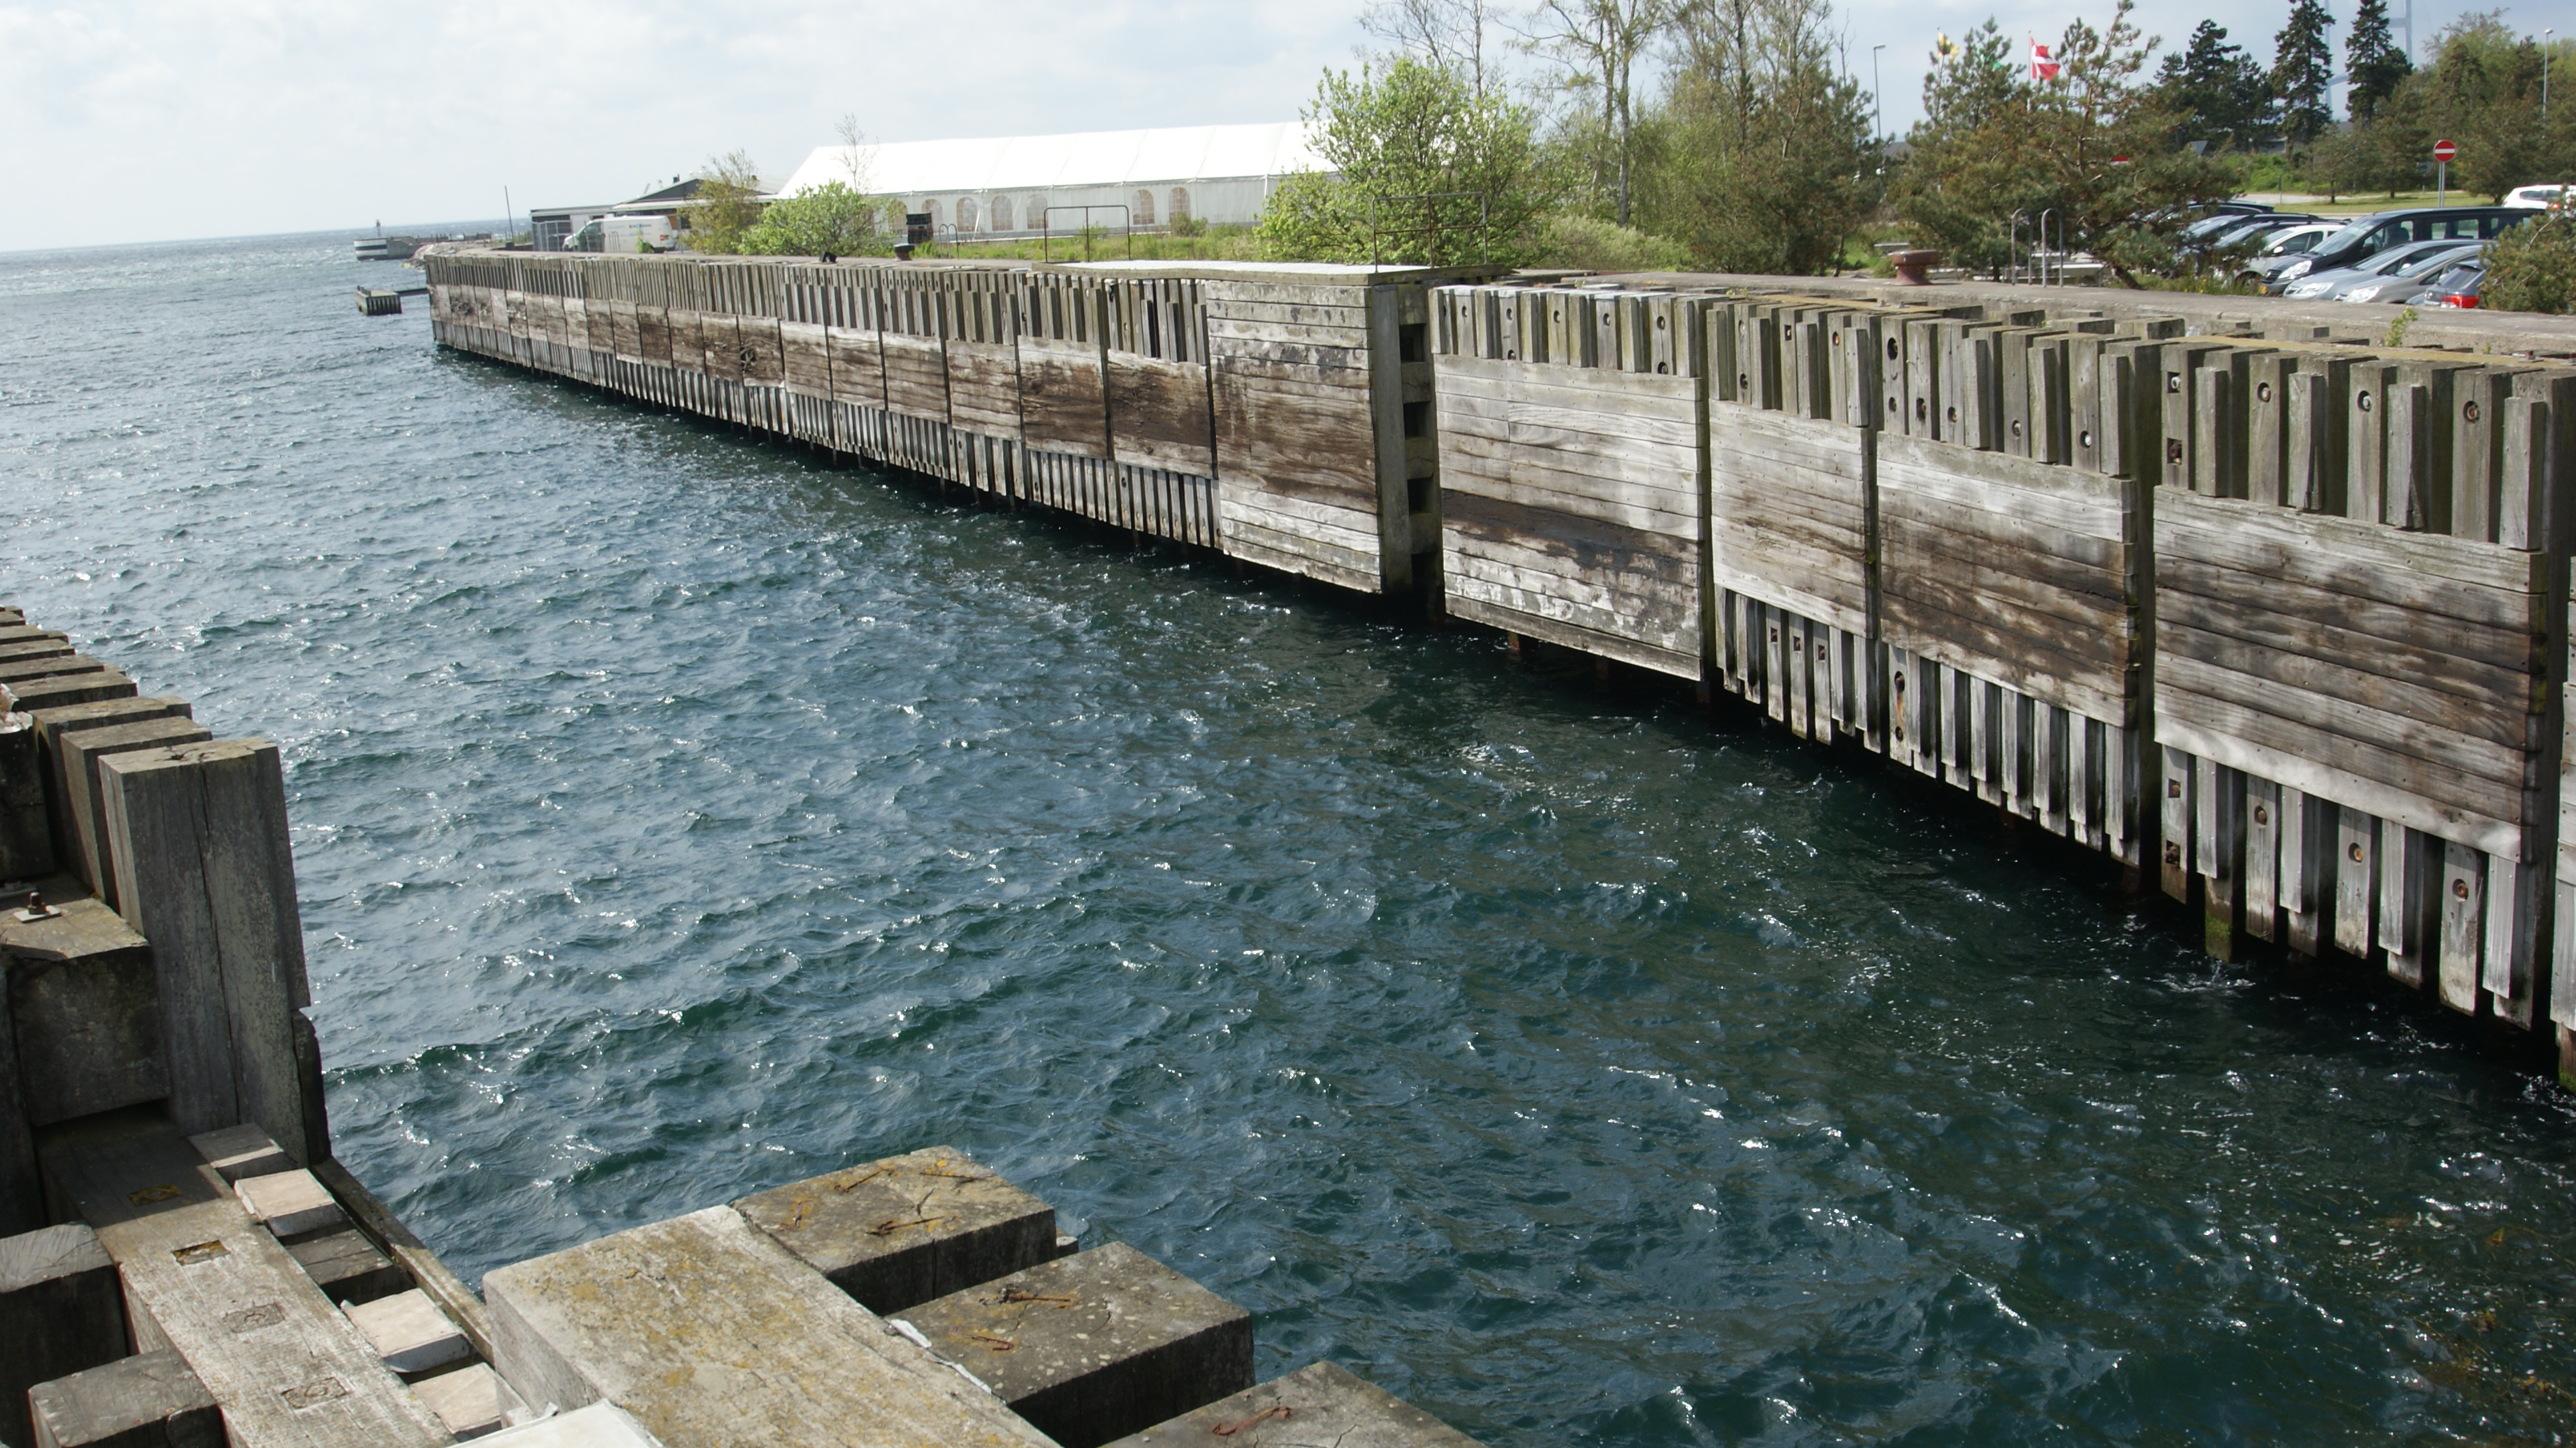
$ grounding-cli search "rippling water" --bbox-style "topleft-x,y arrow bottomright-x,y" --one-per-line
7,234 -> 2576,1444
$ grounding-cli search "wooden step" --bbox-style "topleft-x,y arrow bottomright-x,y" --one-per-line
1100,1362 -> 1490,1448
484,1204 -> 1054,1448
730,1145 -> 1059,1314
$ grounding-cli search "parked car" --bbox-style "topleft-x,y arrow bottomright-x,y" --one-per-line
2504,184 -> 2570,209
2266,206 -> 2532,290
2280,238 -> 2480,299
2207,214 -> 2321,250
2181,203 -> 2279,240
2235,224 -> 2340,283
2414,258 -> 2486,307
2333,242 -> 2484,301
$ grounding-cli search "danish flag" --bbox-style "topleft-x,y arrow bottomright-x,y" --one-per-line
2030,38 -> 2061,80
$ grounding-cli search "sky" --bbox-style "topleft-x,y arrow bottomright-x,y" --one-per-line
1,0 -> 2563,253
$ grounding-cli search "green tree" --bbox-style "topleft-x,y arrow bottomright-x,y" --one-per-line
740,184 -> 900,257
1256,55 -> 1544,265
2271,0 -> 2337,144
1629,0 -> 1877,273
1895,1 -> 2235,283
2486,212 -> 2576,313
2374,15 -> 2568,200
677,150 -> 766,255
2156,20 -> 2277,149
1518,0 -> 1676,227
2346,0 -> 2413,120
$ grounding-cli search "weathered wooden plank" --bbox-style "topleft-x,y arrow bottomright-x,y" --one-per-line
45,1121 -> 454,1447
945,343 -> 1021,438
2159,696 -> 2525,858
882,334 -> 949,422
1106,355 -> 1214,476
487,1204 -> 1054,1448
98,741 -> 312,1161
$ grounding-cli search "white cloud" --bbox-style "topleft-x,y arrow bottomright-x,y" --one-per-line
0,0 -> 2536,252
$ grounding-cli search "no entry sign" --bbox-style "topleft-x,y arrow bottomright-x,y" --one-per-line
2434,139 -> 2458,162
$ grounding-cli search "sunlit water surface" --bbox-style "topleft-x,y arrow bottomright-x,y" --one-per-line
5,233 -> 2574,1445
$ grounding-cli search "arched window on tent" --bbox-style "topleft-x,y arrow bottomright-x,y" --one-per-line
958,196 -> 979,232
991,195 -> 1015,233
925,198 -> 942,229
1027,194 -> 1049,234
1169,187 -> 1191,225
1133,188 -> 1156,227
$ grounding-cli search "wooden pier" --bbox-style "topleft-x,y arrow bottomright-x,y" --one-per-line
418,246 -> 2576,1073
0,613 -> 1484,1446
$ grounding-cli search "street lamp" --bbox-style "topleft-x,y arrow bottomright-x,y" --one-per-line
1872,43 -> 1887,142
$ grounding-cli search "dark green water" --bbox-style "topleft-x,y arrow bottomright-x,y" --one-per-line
6,234 -> 2575,1445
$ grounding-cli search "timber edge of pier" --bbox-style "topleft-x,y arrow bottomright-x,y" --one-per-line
420,246 -> 2576,1077
0,610 -> 1487,1446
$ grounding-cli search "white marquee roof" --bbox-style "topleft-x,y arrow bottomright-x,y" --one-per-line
780,122 -> 1329,198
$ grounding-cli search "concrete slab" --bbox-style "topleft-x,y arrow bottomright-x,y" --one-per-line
2,1223 -> 130,1448
287,1227 -> 410,1307
235,1167 -> 347,1239
2,892 -> 165,1127
25,1348 -> 222,1448
897,1242 -> 1253,1448
732,1145 -> 1058,1314
476,1401 -> 665,1447
484,1204 -> 1055,1448
345,1288 -> 472,1375
1098,1362 -> 1490,1448
187,1125 -> 292,1183
411,1363 -> 526,1441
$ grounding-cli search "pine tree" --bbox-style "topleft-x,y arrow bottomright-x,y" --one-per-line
2346,0 -> 2414,121
2272,0 -> 2338,144
2156,19 -> 2279,148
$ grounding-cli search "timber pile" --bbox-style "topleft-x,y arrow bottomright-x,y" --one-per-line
422,248 -> 2576,1076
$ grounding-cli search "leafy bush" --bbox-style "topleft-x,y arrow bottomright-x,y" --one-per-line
1529,214 -> 1690,272
740,183 -> 898,257
1257,55 -> 1544,266
2484,214 -> 2576,314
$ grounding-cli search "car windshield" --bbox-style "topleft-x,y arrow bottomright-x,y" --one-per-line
2394,246 -> 2478,278
2427,262 -> 2482,290
2315,218 -> 2381,254
2372,243 -> 2452,275
2262,229 -> 2322,255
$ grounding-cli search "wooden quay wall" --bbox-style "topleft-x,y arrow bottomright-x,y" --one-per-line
423,248 -> 2576,1074
0,601 -> 1496,1445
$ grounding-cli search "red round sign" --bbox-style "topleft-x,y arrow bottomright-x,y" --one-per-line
2433,139 -> 2458,162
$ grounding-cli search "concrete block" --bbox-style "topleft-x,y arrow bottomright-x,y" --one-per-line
475,1401 -> 665,1447
0,655 -> 104,685
1,711 -> 49,880
186,1124 -> 290,1183
25,1349 -> 222,1448
411,1363 -> 526,1441
98,740 -> 311,1159
3,894 -> 165,1127
287,1226 -> 410,1307
1,670 -> 137,714
2,1224 -> 129,1448
1100,1362 -> 1491,1448
345,1287 -> 472,1376
732,1145 -> 1059,1314
0,639 -> 72,663
236,1167 -> 347,1239
484,1204 -> 1054,1448
56,717 -> 212,904
898,1242 -> 1255,1448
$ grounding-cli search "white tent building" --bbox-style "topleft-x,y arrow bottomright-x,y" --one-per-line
777,122 -> 1330,237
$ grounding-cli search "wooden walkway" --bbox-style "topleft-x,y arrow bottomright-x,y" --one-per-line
419,249 -> 2576,1075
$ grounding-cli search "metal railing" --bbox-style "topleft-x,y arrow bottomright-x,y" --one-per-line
1041,206 -> 1134,264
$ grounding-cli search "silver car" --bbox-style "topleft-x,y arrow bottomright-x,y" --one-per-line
2279,239 -> 2478,301
2335,242 -> 2484,302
